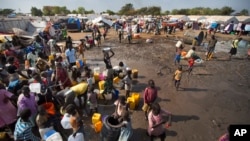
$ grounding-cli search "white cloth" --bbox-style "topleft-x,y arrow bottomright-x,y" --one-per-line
68,133 -> 84,141
60,113 -> 72,129
27,52 -> 38,67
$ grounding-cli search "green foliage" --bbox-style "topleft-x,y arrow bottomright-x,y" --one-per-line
42,6 -> 70,16
0,9 -> 15,16
169,6 -> 235,15
77,7 -> 85,14
31,7 -> 43,16
106,10 -> 116,15
239,9 -> 249,16
118,3 -> 135,15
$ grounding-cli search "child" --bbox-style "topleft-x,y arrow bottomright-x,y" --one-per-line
174,48 -> 182,65
123,68 -> 132,98
173,65 -> 182,91
87,86 -> 98,116
118,107 -> 133,141
187,56 -> 195,75
118,29 -> 122,43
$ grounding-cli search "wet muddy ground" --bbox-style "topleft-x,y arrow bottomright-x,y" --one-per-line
66,29 -> 250,141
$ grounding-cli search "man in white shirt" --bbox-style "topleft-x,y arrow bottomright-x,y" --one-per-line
65,42 -> 77,70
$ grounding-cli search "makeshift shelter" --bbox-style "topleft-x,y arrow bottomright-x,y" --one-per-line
92,16 -> 113,27
206,16 -> 239,24
67,17 -> 81,32
168,15 -> 190,22
188,15 -> 207,23
236,16 -> 250,24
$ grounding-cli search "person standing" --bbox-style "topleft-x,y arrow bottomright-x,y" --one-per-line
27,49 -> 38,68
229,37 -> 242,60
0,83 -> 17,131
65,42 -> 77,70
17,86 -> 38,126
103,48 -> 115,69
147,103 -> 172,141
173,65 -> 182,91
206,35 -> 217,60
14,109 -> 41,141
142,80 -> 158,120
123,68 -> 132,99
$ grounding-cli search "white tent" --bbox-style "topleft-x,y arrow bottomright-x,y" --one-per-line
188,15 -> 207,22
236,16 -> 250,23
206,16 -> 239,24
168,15 -> 190,22
92,16 -> 113,26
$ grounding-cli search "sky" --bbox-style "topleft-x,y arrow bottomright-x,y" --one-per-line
0,0 -> 249,14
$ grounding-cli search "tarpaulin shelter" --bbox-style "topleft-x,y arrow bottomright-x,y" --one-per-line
67,17 -> 81,32
92,16 -> 113,27
168,15 -> 190,22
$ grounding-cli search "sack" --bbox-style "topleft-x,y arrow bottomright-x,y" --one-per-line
0,132 -> 11,141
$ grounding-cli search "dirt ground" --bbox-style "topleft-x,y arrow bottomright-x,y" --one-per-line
66,29 -> 250,141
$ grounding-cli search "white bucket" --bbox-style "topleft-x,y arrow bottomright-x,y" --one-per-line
94,67 -> 100,74
176,41 -> 182,48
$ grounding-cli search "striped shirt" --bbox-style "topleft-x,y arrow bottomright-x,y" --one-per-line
14,118 -> 40,141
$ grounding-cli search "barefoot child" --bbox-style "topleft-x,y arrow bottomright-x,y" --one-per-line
187,56 -> 195,75
87,86 -> 98,116
173,65 -> 182,91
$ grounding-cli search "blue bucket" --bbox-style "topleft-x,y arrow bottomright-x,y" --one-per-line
44,129 -> 56,140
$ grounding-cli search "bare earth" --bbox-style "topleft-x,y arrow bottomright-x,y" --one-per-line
67,29 -> 250,141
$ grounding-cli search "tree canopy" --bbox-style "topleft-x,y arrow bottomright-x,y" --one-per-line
0,9 -> 15,16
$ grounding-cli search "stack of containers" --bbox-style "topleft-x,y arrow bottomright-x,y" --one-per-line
92,113 -> 102,133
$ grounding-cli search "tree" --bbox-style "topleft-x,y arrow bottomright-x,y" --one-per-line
147,6 -> 161,15
31,7 -> 43,16
163,10 -> 170,15
118,3 -> 135,15
137,7 -> 148,15
85,10 -> 95,14
171,9 -> 179,15
77,7 -> 85,14
239,9 -> 249,16
0,9 -> 15,16
220,6 -> 235,15
43,6 -> 54,16
106,10 -> 116,15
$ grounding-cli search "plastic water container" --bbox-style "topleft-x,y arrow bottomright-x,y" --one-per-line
94,121 -> 103,133
176,40 -> 182,48
76,59 -> 84,68
104,94 -> 112,100
132,69 -> 138,78
44,129 -> 56,140
45,132 -> 63,141
92,113 -> 101,124
113,77 -> 120,84
181,51 -> 187,57
94,67 -> 100,74
98,80 -> 105,90
43,102 -> 55,115
127,97 -> 136,110
103,47 -> 111,52
94,72 -> 100,83
132,93 -> 140,107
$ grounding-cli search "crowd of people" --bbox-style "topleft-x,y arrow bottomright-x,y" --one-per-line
1,17 -> 247,141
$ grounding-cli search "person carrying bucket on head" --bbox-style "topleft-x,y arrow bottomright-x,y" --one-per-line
229,37 -> 242,60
